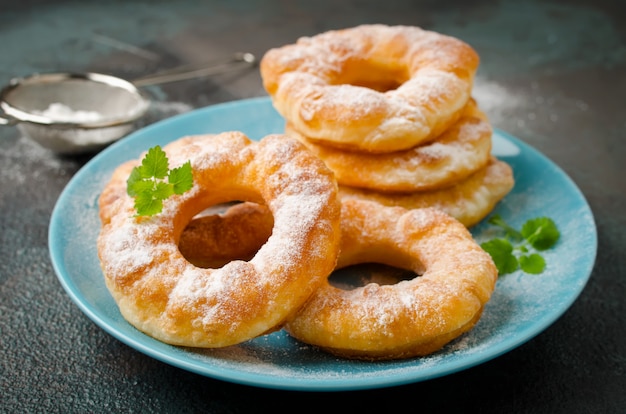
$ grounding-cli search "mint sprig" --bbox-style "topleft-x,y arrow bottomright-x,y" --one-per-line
480,214 -> 560,275
126,145 -> 193,217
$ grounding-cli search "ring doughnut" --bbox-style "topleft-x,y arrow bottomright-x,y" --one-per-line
285,100 -> 493,192
97,132 -> 341,348
260,24 -> 480,153
285,199 -> 498,360
338,157 -> 514,227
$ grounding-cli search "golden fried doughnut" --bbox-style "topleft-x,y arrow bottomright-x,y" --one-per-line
260,24 -> 480,153
338,157 -> 514,227
98,159 -> 135,226
285,199 -> 498,360
97,132 -> 341,348
285,100 -> 492,192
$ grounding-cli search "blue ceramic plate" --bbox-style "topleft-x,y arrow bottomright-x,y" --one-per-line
49,97 -> 596,391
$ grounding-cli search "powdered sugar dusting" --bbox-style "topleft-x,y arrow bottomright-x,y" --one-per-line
250,136 -> 339,275
100,222 -> 158,276
299,83 -> 384,124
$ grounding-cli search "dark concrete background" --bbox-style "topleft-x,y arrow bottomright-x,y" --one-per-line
1,0 -> 624,412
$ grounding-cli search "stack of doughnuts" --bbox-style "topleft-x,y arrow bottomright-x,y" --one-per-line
97,25 -> 513,362
261,24 -> 514,227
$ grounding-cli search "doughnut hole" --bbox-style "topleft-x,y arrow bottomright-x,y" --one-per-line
333,59 -> 409,92
329,263 -> 417,290
178,202 -> 274,269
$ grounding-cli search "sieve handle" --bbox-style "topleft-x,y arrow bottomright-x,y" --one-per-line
131,52 -> 256,87
0,109 -> 18,126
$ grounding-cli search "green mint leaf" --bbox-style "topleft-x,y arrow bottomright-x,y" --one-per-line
133,192 -> 163,217
140,145 -> 169,179
126,146 -> 194,217
521,217 -> 560,251
127,175 -> 155,198
488,214 -> 524,241
152,182 -> 174,200
169,161 -> 194,195
519,253 -> 546,274
481,213 -> 560,276
481,238 -> 519,275
126,166 -> 144,197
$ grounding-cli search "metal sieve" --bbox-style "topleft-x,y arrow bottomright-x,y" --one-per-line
0,52 -> 256,154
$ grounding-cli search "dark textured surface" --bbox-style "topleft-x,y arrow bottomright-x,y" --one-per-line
1,0 -> 624,412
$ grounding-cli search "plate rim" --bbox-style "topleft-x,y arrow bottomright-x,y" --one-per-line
48,96 -> 597,391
